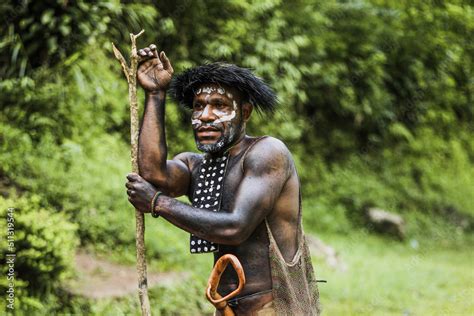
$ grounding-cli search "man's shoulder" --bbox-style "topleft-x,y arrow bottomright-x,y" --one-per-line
244,136 -> 294,175
248,136 -> 292,159
173,152 -> 203,170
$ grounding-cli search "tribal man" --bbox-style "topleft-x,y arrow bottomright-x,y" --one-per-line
126,44 -> 321,315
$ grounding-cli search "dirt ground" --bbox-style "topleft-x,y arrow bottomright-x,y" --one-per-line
67,251 -> 188,299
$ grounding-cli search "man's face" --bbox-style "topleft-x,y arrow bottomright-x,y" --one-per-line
191,83 -> 244,154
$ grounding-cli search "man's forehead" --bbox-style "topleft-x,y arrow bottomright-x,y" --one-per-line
194,83 -> 241,99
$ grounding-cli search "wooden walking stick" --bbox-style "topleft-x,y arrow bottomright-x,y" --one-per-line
112,30 -> 151,316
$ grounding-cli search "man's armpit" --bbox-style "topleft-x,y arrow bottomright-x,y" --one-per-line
174,152 -> 203,174
172,152 -> 202,197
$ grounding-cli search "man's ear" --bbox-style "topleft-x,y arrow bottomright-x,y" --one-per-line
241,102 -> 253,122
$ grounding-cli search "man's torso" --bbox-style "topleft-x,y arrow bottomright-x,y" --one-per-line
185,136 -> 301,298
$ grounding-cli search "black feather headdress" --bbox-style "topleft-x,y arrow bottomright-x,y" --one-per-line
169,62 -> 277,113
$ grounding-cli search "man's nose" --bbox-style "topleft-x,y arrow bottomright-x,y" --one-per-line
199,104 -> 216,122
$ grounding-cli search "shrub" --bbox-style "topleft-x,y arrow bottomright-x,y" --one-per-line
0,194 -> 78,312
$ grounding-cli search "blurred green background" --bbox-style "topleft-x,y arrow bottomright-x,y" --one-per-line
0,0 -> 472,315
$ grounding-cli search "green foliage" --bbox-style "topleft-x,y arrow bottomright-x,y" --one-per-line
302,126 -> 474,236
0,1 -> 158,78
0,194 -> 78,312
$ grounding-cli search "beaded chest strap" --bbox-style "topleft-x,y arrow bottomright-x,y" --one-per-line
190,153 -> 229,253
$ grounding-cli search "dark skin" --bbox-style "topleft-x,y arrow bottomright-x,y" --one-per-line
126,44 -> 301,299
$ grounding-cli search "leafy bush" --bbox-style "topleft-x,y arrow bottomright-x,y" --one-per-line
302,126 -> 474,238
0,194 -> 78,312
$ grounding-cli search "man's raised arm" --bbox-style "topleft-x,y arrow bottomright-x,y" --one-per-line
136,44 -> 190,197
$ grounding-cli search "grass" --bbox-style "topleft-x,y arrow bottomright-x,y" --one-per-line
316,232 -> 474,316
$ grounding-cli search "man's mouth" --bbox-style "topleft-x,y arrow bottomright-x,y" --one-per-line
196,126 -> 222,139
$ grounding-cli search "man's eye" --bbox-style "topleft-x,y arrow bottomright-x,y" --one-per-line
194,103 -> 203,110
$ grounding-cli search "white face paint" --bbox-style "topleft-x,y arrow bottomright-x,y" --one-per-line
212,110 -> 236,123
198,86 -> 217,94
196,86 -> 228,96
191,118 -> 202,128
232,100 -> 238,110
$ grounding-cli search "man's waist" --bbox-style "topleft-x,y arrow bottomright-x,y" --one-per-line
225,289 -> 273,315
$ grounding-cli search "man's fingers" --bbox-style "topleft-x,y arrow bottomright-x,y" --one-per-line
143,47 -> 154,57
160,51 -> 173,73
138,48 -> 155,64
150,44 -> 159,58
127,173 -> 140,181
138,55 -> 153,65
125,182 -> 135,189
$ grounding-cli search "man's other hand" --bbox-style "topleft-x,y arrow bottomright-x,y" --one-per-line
126,173 -> 158,212
137,44 -> 174,93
